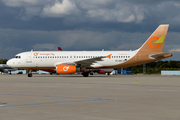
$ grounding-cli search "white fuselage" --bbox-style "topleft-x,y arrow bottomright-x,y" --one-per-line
7,50 -> 138,69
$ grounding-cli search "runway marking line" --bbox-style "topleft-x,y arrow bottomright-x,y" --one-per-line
0,94 -> 115,109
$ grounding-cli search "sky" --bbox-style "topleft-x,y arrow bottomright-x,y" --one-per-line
0,0 -> 180,60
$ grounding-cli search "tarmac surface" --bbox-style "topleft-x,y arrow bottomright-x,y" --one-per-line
0,74 -> 180,120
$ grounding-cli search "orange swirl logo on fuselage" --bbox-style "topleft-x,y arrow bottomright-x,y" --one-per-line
148,35 -> 165,49
33,52 -> 39,56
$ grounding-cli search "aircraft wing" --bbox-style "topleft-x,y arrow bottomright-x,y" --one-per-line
74,56 -> 106,67
54,56 -> 106,67
149,53 -> 172,59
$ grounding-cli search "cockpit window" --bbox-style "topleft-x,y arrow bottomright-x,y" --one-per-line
15,56 -> 21,59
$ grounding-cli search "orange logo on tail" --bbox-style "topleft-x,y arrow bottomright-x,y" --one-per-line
148,35 -> 165,49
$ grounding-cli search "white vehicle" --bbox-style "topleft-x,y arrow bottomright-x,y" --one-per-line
7,25 -> 172,77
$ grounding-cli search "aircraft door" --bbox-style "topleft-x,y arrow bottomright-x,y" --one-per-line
26,52 -> 32,63
135,53 -> 140,62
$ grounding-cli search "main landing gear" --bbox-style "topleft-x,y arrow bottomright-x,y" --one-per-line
82,72 -> 89,77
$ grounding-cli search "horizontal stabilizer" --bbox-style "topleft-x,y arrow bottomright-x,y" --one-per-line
149,53 -> 172,59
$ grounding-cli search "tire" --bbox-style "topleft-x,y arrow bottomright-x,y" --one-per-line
82,72 -> 89,77
28,73 -> 32,77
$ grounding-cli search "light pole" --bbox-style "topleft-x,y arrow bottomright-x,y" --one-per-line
0,51 -> 4,64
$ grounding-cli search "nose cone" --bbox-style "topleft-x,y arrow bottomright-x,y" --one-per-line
7,59 -> 14,67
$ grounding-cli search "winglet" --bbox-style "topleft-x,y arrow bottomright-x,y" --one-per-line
107,54 -> 112,59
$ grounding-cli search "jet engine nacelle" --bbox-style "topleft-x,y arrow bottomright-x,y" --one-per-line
56,64 -> 80,74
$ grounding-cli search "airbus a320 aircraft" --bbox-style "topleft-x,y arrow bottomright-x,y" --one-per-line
7,25 -> 172,77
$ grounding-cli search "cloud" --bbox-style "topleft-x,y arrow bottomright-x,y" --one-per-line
41,0 -> 79,17
86,2 -> 144,23
1,0 -> 180,25
2,0 -> 45,7
169,49 -> 180,52
0,28 -> 150,57
110,44 -> 140,51
33,43 -> 57,51
19,7 -> 42,21
2,47 -> 22,59
0,0 -> 145,23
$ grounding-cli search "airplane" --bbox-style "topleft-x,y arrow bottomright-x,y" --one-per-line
7,24 -> 172,77
0,64 -> 17,74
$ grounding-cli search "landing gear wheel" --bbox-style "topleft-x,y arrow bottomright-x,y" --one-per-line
28,73 -> 32,77
82,72 -> 89,77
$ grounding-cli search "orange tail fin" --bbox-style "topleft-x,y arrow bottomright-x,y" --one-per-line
138,24 -> 169,52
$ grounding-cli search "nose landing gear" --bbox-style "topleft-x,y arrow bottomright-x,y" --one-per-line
27,69 -> 32,77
